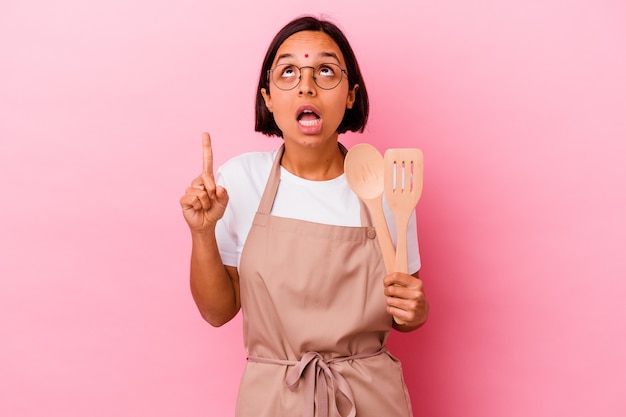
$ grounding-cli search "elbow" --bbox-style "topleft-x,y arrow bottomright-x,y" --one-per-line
198,307 -> 238,328
203,314 -> 229,328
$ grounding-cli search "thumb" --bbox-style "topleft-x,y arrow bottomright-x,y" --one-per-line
215,186 -> 229,207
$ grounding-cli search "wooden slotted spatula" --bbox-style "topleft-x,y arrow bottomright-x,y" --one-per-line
384,149 -> 424,274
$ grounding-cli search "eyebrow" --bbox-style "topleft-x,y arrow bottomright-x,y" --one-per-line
318,52 -> 341,62
275,51 -> 342,64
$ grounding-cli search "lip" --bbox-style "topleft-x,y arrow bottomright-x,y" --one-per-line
295,104 -> 322,119
295,104 -> 323,135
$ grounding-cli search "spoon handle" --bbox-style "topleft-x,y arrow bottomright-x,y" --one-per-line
366,198 -> 405,325
366,196 -> 395,274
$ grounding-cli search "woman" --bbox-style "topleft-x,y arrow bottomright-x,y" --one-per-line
180,15 -> 429,417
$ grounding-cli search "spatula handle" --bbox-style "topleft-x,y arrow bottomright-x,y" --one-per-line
394,214 -> 411,274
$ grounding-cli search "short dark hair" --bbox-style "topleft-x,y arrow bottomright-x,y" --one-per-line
255,16 -> 369,137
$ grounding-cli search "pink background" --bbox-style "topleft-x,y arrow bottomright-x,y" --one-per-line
1,1 -> 625,416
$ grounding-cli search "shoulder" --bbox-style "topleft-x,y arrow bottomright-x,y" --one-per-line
216,150 -> 278,203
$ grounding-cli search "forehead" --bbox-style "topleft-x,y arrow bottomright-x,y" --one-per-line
274,30 -> 345,64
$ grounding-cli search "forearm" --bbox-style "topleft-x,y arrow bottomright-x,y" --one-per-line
189,229 -> 240,327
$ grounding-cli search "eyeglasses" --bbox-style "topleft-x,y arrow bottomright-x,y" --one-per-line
267,63 -> 348,91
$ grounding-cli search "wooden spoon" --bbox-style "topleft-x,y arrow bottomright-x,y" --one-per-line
384,148 -> 424,274
344,144 -> 396,275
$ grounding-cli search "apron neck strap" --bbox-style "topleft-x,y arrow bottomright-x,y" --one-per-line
256,143 -> 372,226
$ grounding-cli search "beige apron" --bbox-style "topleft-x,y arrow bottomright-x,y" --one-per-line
235,144 -> 413,417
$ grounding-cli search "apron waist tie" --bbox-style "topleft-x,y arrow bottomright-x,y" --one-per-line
247,346 -> 388,417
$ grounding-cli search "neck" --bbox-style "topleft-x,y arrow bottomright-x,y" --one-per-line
281,139 -> 345,181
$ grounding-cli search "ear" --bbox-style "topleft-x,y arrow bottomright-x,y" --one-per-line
260,88 -> 273,113
346,84 -> 359,110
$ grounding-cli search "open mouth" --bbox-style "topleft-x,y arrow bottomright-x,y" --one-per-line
297,109 -> 321,127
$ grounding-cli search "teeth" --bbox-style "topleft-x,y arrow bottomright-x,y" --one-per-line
298,118 -> 320,127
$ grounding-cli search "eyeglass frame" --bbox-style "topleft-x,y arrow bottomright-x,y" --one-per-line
266,63 -> 349,91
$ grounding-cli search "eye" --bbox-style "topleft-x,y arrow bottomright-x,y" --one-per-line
279,65 -> 298,79
317,64 -> 336,77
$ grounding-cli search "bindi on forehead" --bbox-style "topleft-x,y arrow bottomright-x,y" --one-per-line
305,53 -> 309,58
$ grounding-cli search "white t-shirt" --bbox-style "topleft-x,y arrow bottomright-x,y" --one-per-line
215,149 -> 421,273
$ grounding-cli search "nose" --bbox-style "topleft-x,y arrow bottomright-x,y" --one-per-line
298,66 -> 317,95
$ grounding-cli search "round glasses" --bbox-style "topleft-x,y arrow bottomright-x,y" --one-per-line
267,63 -> 348,91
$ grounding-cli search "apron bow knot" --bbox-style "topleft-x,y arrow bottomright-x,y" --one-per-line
285,351 -> 356,417
247,347 -> 388,417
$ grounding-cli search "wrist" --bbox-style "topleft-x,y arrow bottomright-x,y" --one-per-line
190,226 -> 217,241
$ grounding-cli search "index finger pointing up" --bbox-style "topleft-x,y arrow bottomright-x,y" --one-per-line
202,132 -> 213,175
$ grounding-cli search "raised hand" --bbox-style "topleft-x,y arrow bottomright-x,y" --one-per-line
180,132 -> 229,233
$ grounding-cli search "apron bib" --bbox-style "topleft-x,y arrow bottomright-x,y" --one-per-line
236,144 -> 413,417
